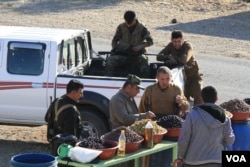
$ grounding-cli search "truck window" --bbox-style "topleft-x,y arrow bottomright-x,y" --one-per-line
76,37 -> 88,63
58,37 -> 87,72
60,39 -> 73,70
7,42 -> 45,75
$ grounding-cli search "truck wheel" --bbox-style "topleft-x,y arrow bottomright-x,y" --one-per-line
79,109 -> 110,139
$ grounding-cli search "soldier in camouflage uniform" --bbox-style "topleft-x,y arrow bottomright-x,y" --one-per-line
157,30 -> 203,105
105,10 -> 153,78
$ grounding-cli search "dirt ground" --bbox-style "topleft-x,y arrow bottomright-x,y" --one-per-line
0,0 -> 250,166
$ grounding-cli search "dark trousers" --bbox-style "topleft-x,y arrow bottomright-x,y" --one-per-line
183,163 -> 222,167
148,148 -> 173,167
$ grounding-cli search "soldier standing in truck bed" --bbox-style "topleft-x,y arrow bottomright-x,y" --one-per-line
157,30 -> 203,105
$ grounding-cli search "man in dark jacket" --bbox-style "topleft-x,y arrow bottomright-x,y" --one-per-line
45,79 -> 84,141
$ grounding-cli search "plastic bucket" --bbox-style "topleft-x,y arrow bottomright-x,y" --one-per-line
232,120 -> 250,150
10,153 -> 57,167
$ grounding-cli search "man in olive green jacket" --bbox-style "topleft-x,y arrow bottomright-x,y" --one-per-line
106,10 -> 153,78
139,66 -> 189,119
157,30 -> 203,105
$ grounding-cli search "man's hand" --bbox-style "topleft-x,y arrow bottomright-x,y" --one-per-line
168,56 -> 178,64
172,159 -> 183,167
110,48 -> 117,55
176,95 -> 187,106
132,43 -> 147,52
137,111 -> 155,120
176,95 -> 190,112
145,111 -> 156,119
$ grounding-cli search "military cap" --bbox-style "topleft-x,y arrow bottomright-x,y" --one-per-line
126,74 -> 144,90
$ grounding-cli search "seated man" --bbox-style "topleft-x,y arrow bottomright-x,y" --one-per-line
105,10 -> 153,78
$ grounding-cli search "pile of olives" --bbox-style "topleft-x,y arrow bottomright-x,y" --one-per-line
77,137 -> 106,149
129,119 -> 166,135
244,98 -> 250,105
156,115 -> 184,128
102,126 -> 142,143
220,98 -> 250,112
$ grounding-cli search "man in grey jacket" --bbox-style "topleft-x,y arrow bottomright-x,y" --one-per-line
173,86 -> 235,167
109,74 -> 155,129
109,74 -> 155,167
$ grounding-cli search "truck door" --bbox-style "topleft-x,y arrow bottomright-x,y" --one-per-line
0,41 -> 50,124
0,39 -> 2,67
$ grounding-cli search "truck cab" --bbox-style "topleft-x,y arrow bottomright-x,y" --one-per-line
0,26 -> 92,125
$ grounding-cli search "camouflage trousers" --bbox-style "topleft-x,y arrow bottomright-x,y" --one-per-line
105,54 -> 149,78
184,74 -> 203,105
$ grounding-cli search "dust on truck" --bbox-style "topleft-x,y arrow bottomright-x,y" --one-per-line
0,26 -> 162,138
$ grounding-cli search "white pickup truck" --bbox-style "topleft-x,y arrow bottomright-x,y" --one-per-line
0,26 -> 184,137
